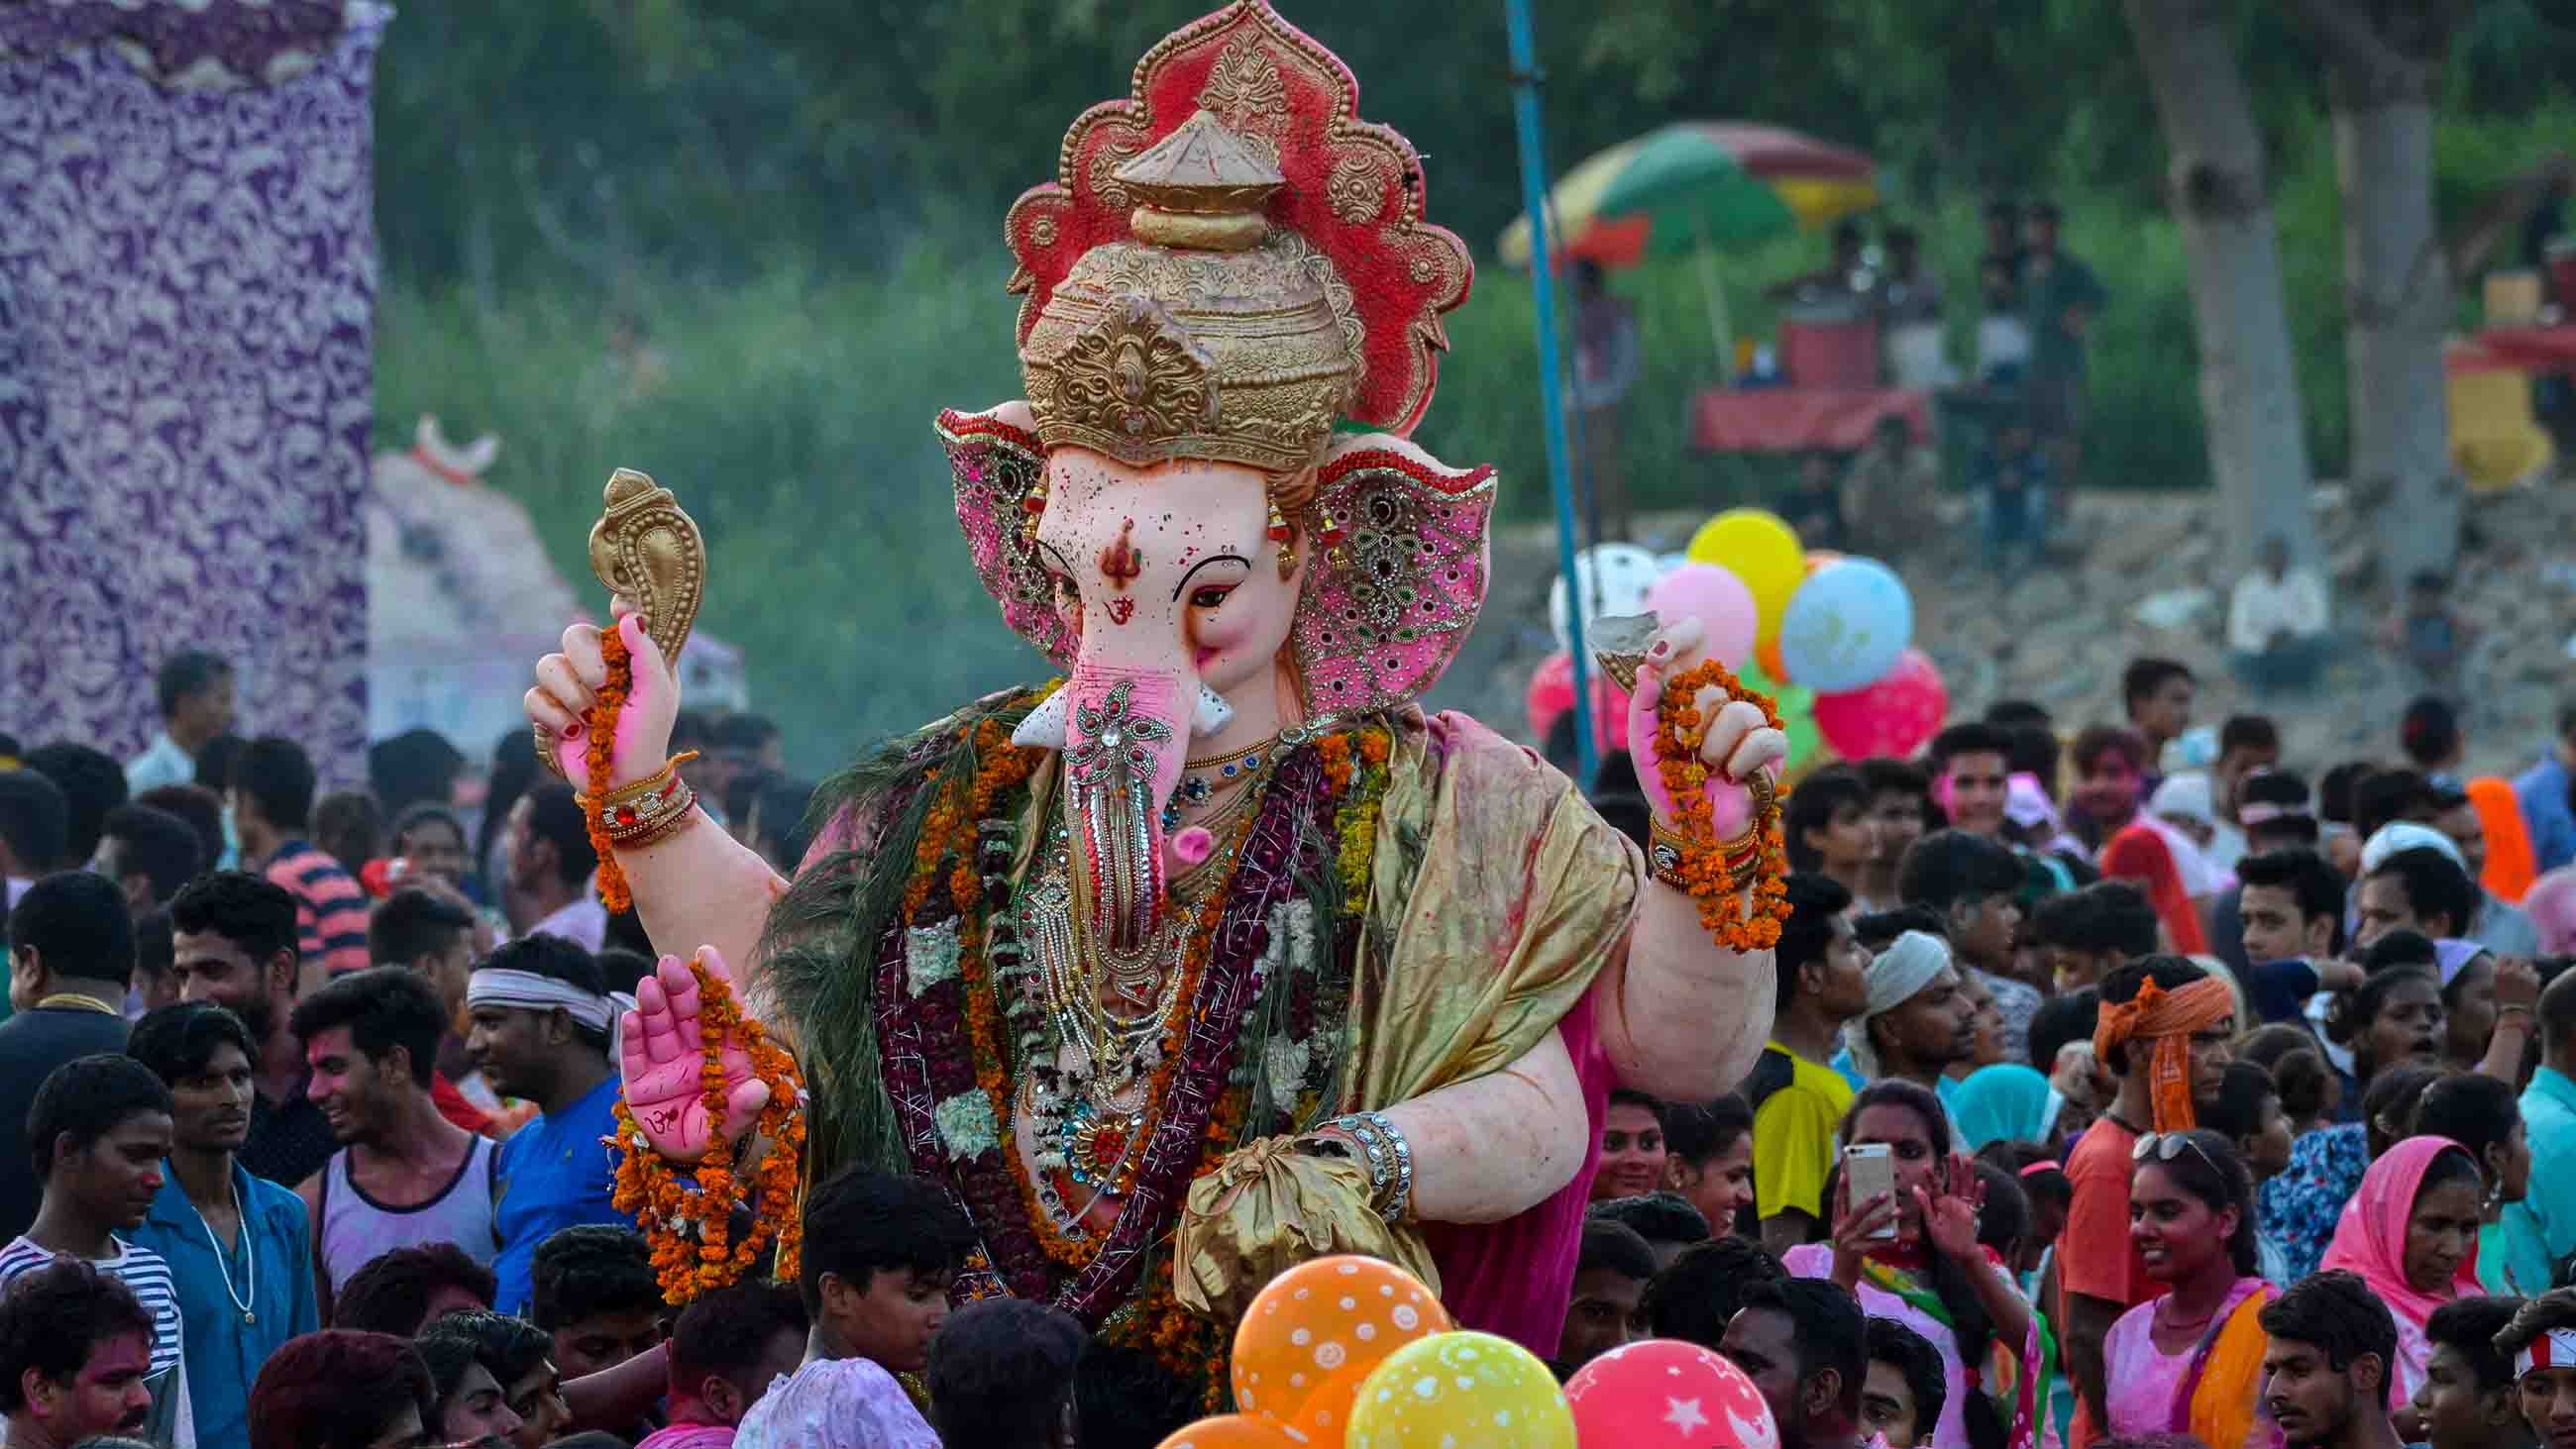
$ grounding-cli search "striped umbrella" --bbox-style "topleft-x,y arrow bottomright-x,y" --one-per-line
1500,123 -> 1878,365
1498,122 -> 1879,267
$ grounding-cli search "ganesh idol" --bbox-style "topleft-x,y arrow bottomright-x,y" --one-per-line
523,0 -> 1786,1391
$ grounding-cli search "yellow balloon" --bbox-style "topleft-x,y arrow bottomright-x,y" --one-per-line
1685,509 -> 1805,646
1344,1331 -> 1576,1449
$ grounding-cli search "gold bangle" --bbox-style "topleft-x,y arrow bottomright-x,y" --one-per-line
591,771 -> 697,842
594,751 -> 700,806
611,792 -> 701,853
1647,818 -> 1696,887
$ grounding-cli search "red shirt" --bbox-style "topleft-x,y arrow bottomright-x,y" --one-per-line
430,1070 -> 494,1136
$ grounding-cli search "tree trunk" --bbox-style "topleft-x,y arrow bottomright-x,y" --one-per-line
2333,83 -> 2458,579
2121,0 -> 2318,574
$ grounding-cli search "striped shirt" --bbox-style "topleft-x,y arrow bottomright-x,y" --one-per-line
0,1233 -> 189,1377
262,839 -> 372,977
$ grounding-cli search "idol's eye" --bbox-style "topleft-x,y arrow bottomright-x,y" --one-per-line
1189,585 -> 1234,610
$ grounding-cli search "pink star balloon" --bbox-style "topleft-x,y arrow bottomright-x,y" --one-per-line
1564,1338 -> 1780,1449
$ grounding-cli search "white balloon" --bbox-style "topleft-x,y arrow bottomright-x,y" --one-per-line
1548,543 -> 1663,655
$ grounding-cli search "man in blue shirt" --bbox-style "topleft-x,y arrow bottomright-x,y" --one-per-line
125,652 -> 234,796
125,1000 -> 318,1449
2517,702 -> 2576,875
2491,970 -> 2576,1295
467,935 -> 627,1313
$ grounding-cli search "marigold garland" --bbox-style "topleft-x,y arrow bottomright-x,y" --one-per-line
1651,659 -> 1793,951
1319,727 -> 1393,901
584,627 -> 637,911
903,711 -> 1379,1392
609,952 -> 807,1303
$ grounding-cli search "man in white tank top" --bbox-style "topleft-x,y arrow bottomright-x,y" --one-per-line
289,967 -> 499,1308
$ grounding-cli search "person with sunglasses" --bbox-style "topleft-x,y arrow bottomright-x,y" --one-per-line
2101,1129 -> 2276,1449
2061,957 -> 2236,1449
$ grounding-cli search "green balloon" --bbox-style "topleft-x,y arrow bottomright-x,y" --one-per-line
1737,658 -> 1822,768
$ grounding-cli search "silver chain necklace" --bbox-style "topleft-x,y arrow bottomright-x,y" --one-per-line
189,1172 -> 258,1325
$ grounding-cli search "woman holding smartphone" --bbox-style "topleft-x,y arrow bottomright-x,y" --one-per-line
1785,1080 -> 2049,1449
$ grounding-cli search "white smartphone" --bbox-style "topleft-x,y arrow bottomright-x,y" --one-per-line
1844,1143 -> 1898,1239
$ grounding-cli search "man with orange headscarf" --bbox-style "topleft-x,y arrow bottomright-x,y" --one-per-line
2055,957 -> 2239,1449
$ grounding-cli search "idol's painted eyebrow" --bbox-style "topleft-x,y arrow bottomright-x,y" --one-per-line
1171,552 -> 1250,601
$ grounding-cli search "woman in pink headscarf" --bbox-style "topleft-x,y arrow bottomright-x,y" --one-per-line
2315,1136 -> 2488,1405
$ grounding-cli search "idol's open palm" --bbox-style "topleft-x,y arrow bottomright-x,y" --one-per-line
620,949 -> 770,1163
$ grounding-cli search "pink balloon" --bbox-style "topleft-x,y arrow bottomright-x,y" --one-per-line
1566,1339 -> 1780,1449
1811,648 -> 1947,761
1643,563 -> 1758,670
1525,651 -> 1629,754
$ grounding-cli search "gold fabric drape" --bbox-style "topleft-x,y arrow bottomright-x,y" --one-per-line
1176,709 -> 1643,1318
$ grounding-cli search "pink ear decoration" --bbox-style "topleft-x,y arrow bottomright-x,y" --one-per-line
941,409 -> 1076,670
1292,445 -> 1497,716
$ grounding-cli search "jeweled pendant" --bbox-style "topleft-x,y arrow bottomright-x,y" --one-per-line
243,1309 -> 256,1324
1064,1100 -> 1142,1191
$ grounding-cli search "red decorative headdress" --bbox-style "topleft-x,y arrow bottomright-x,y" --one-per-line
1005,0 -> 1473,449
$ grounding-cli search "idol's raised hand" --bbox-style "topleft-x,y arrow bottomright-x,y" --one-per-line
524,599 -> 679,793
1626,615 -> 1790,839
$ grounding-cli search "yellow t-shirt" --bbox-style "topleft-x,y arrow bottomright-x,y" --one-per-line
1746,1041 -> 1855,1220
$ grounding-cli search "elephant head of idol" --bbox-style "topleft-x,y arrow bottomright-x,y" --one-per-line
938,1 -> 1486,952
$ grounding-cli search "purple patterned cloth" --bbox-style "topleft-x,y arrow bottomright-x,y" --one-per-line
0,1 -> 382,780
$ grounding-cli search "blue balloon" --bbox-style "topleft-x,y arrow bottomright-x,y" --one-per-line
1776,559 -> 1912,693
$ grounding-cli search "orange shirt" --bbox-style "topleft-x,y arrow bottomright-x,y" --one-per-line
2059,1115 -> 2150,1449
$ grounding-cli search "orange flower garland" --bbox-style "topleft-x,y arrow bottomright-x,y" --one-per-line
585,627 -> 637,911
1651,659 -> 1792,951
609,952 -> 807,1303
914,716 -> 1283,1393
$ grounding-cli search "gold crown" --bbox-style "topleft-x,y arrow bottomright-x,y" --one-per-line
1020,111 -> 1363,476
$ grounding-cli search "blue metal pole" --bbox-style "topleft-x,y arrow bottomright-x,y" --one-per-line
1504,0 -> 1596,785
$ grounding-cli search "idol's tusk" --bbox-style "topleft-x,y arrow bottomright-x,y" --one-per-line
1191,684 -> 1234,738
1012,689 -> 1072,751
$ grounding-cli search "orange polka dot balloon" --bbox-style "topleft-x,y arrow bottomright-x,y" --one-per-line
1153,1412 -> 1308,1449
1232,1255 -> 1452,1442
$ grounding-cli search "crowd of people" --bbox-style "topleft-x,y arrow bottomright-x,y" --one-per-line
9,642 -> 2576,1449
1551,655 -> 2576,1449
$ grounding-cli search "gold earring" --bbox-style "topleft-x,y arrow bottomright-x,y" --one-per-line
1265,494 -> 1291,543
1021,475 -> 1049,516
1276,530 -> 1298,582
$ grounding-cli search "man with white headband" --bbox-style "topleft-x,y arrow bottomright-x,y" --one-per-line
468,935 -> 624,1314
2500,1290 -> 2576,1449
1846,931 -> 1975,1105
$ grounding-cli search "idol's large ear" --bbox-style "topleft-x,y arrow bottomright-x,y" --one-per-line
1290,431 -> 1495,717
939,403 -> 1076,671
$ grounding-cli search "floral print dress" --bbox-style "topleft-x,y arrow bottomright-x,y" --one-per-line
2256,1123 -> 2367,1285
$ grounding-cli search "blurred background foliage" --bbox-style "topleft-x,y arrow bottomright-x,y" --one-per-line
374,0 -> 2576,771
